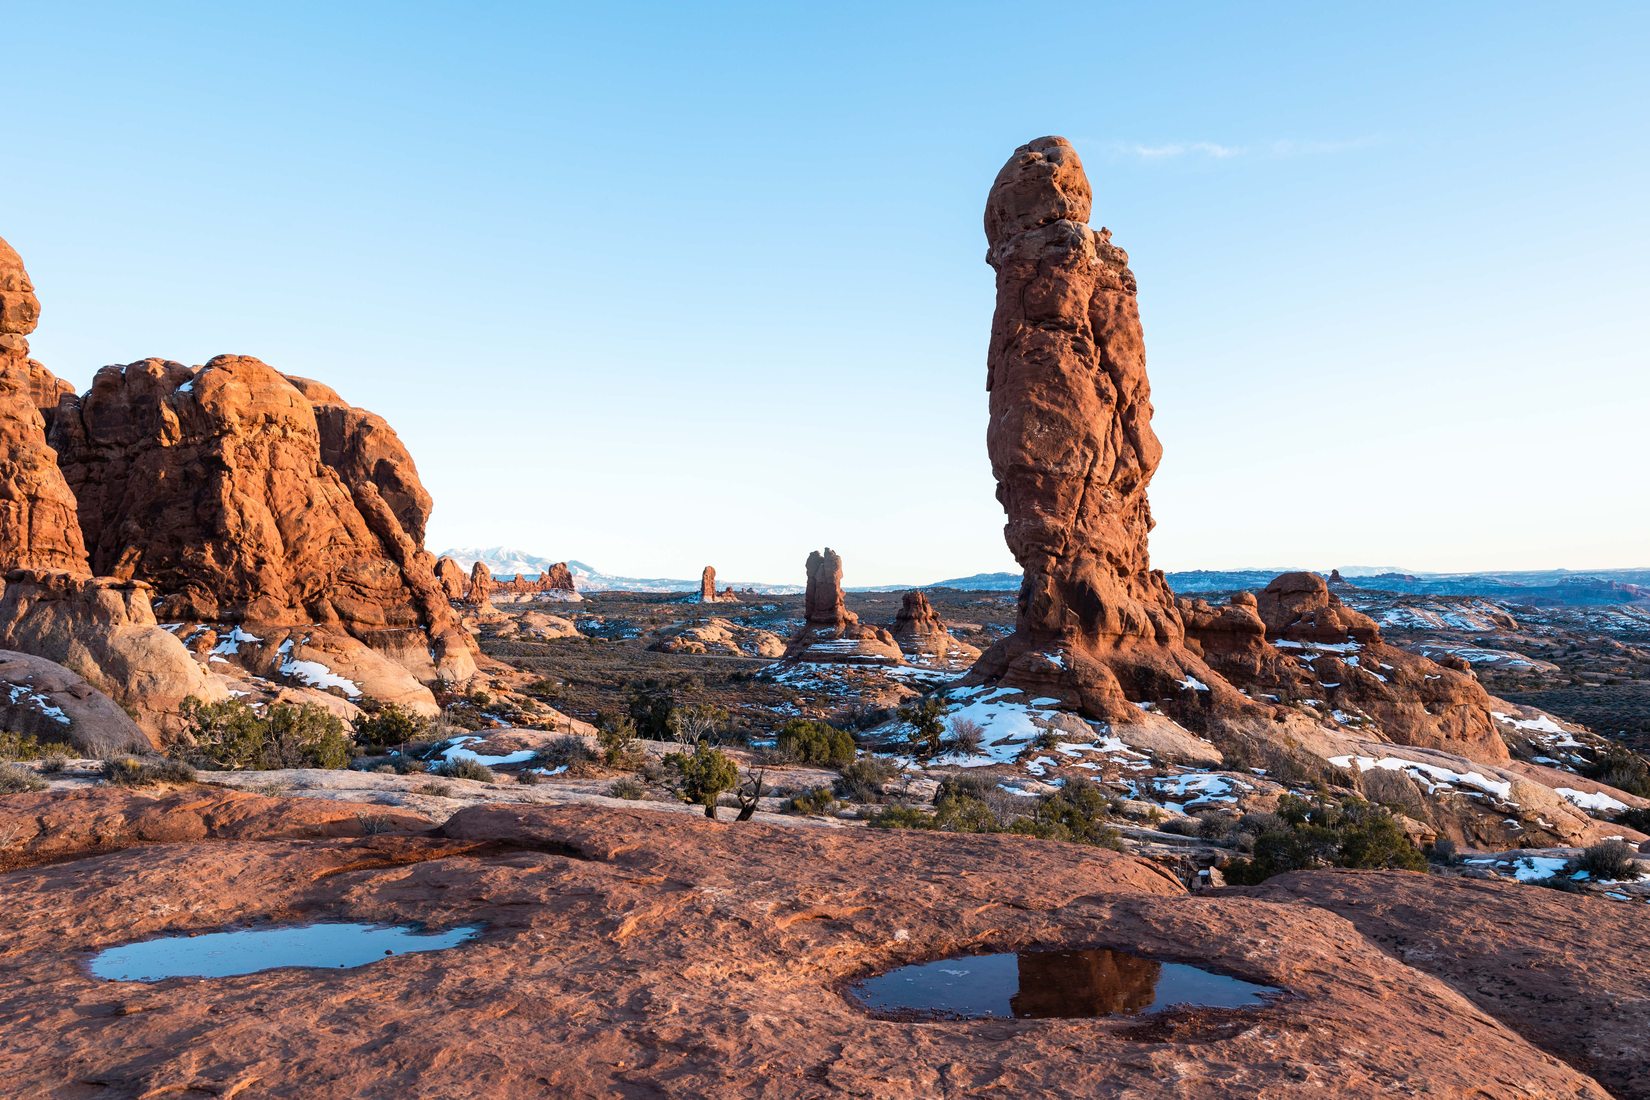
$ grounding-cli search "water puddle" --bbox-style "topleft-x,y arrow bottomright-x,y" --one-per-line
847,947 -> 1280,1021
88,922 -> 484,982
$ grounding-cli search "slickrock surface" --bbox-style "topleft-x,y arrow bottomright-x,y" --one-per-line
0,790 -> 1610,1098
0,236 -> 90,573
1249,869 -> 1650,1099
785,548 -> 903,663
965,139 -> 1233,720
50,355 -> 475,682
889,589 -> 979,665
0,569 -> 225,743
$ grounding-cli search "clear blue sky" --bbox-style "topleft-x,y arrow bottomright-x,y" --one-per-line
8,3 -> 1646,585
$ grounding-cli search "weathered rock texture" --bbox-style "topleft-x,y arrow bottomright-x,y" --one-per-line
0,791 -> 1612,1098
965,139 -> 1231,719
1182,572 -> 1510,764
0,237 -> 90,574
785,548 -> 902,663
466,560 -> 494,605
49,356 -> 475,683
0,648 -> 149,755
889,589 -> 977,665
434,555 -> 468,601
493,565 -> 578,601
0,569 -> 226,742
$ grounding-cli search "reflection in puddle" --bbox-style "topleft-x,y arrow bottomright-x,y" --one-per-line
88,922 -> 484,982
848,947 -> 1280,1020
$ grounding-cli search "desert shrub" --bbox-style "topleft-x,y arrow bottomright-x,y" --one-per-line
432,757 -> 496,783
898,698 -> 947,762
1006,776 -> 1121,849
38,753 -> 68,774
264,704 -> 352,770
0,763 -> 46,793
670,702 -> 729,747
948,717 -> 985,756
786,785 -> 838,815
102,756 -> 195,788
1157,816 -> 1203,837
179,697 -> 351,770
933,793 -> 1001,834
1197,810 -> 1240,841
664,743 -> 739,819
608,776 -> 646,800
626,680 -> 679,740
936,772 -> 996,803
1567,840 -> 1641,881
775,719 -> 855,767
835,757 -> 897,803
832,701 -> 895,732
415,780 -> 451,796
1428,837 -> 1459,865
0,731 -> 74,762
534,734 -> 599,773
595,714 -> 640,766
868,805 -> 938,830
352,703 -> 428,751
1579,745 -> 1650,799
1223,794 -> 1427,884
1614,806 -> 1650,833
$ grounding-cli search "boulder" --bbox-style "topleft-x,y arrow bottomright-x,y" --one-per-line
466,560 -> 494,605
0,569 -> 227,742
434,555 -> 468,601
0,648 -> 149,756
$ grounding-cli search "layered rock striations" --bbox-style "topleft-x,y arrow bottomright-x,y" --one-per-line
965,139 -> 1231,718
784,548 -> 902,663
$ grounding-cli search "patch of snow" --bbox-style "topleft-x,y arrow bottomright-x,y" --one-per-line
1329,754 -> 1514,801
1554,787 -> 1629,814
278,657 -> 361,697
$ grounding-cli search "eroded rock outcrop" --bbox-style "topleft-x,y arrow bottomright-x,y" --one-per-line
784,548 -> 902,663
0,237 -> 91,574
49,356 -> 475,685
434,555 -> 468,601
0,569 -> 227,742
492,564 -> 580,603
964,139 -> 1232,718
0,648 -> 149,755
466,561 -> 494,605
889,589 -> 978,666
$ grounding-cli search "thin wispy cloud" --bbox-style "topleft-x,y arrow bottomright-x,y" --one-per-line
1101,135 -> 1380,161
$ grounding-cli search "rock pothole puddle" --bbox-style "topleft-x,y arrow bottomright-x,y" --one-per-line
847,948 -> 1280,1021
87,922 -> 485,982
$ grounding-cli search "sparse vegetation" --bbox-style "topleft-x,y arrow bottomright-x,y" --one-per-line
177,697 -> 352,771
533,734 -> 599,775
352,703 -> 428,751
664,743 -> 739,819
1578,745 -> 1650,798
608,776 -> 647,800
595,713 -> 640,766
897,697 -> 947,762
102,756 -> 196,788
1567,839 -> 1641,881
835,757 -> 897,803
0,763 -> 46,793
786,785 -> 838,815
870,775 -> 1121,850
0,731 -> 74,762
948,717 -> 985,756
432,757 -> 496,783
1222,794 -> 1427,884
774,719 -> 855,767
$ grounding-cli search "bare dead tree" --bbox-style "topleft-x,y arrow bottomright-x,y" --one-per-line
735,768 -> 768,822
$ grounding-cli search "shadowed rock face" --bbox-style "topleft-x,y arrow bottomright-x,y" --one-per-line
966,139 -> 1229,719
0,237 -> 90,574
803,548 -> 852,627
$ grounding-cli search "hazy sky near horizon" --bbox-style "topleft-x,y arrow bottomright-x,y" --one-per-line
7,3 -> 1646,585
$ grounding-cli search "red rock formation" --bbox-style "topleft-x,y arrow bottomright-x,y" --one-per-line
540,562 -> 575,593
49,356 -> 474,683
434,555 -> 468,601
0,237 -> 90,574
700,565 -> 717,603
889,589 -> 972,664
965,138 -> 1231,718
466,561 -> 494,605
492,564 -> 576,599
785,548 -> 902,663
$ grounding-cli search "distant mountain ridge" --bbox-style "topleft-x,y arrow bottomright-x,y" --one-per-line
438,547 -> 1650,607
